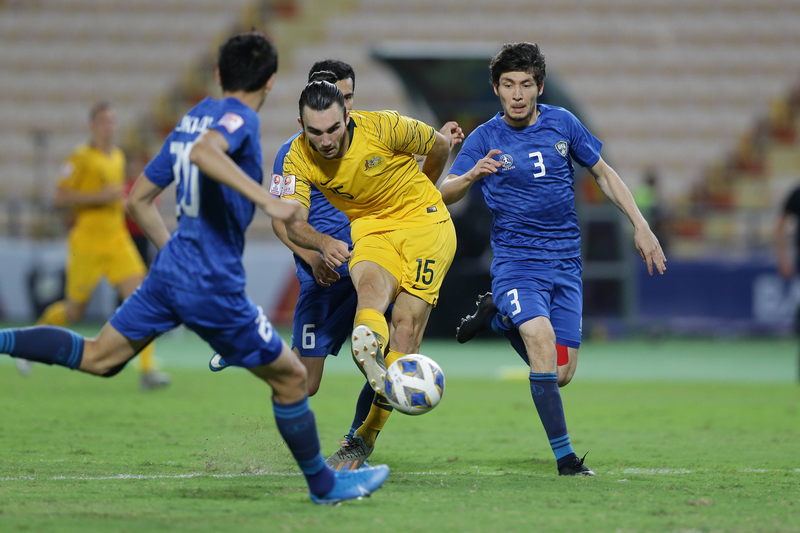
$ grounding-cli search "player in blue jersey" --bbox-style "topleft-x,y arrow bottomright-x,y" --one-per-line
0,32 -> 389,504
440,42 -> 666,476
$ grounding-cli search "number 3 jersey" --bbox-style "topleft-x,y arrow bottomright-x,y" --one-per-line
281,110 -> 451,243
449,104 -> 602,261
143,97 -> 263,294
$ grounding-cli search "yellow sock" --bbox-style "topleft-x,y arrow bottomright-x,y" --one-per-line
355,393 -> 394,447
354,308 -> 389,347
355,349 -> 406,447
139,343 -> 156,374
36,301 -> 68,326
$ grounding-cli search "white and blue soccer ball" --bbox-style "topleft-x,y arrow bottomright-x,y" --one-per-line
384,354 -> 445,415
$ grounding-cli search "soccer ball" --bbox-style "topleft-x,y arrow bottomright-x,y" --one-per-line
383,354 -> 445,415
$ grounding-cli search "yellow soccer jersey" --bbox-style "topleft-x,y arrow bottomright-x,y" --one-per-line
57,143 -> 128,252
281,110 -> 450,242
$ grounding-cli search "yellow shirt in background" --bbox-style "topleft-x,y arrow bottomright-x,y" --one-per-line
57,143 -> 128,252
282,110 -> 450,242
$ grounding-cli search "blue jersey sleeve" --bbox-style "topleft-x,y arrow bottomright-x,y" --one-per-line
273,133 -> 300,175
143,138 -> 174,187
564,111 -> 602,168
449,126 -> 490,177
212,109 -> 256,155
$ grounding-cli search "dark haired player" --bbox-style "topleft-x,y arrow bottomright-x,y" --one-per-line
441,42 -> 666,476
280,78 -> 463,469
0,32 -> 389,504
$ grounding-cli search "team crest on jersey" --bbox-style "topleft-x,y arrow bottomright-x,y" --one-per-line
500,154 -> 515,170
363,153 -> 385,174
269,173 -> 282,196
282,175 -> 296,197
555,140 -> 569,158
59,162 -> 75,178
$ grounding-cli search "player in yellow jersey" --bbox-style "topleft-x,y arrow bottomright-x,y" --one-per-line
281,80 -> 463,466
17,102 -> 171,389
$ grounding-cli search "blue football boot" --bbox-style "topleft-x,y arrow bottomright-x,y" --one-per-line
310,464 -> 390,505
209,353 -> 228,372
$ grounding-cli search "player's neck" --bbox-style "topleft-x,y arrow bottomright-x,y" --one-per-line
91,138 -> 114,155
222,90 -> 265,112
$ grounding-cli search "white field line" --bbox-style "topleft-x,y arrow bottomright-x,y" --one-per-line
2,468 -> 799,483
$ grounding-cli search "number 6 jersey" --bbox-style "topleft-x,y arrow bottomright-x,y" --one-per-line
143,96 -> 263,293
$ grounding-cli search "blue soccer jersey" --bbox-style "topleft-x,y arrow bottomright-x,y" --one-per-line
273,132 -> 352,284
144,97 -> 263,293
449,104 -> 602,260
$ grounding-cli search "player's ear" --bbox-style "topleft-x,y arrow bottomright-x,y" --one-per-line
264,73 -> 276,93
492,83 -> 499,97
215,68 -> 221,86
297,117 -> 303,128
537,81 -> 544,97
344,109 -> 350,126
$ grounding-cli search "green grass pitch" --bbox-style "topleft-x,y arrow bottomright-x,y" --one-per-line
1,325 -> 798,532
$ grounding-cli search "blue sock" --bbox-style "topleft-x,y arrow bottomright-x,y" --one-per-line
348,381 -> 375,438
0,326 -> 84,370
529,372 -> 577,469
272,397 -> 335,497
491,315 -> 529,365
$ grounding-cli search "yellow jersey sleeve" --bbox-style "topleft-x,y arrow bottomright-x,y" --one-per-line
56,148 -> 86,191
280,136 -> 313,209
365,111 -> 437,156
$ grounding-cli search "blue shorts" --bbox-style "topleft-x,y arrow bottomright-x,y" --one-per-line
109,275 -> 284,368
491,257 -> 583,348
292,276 -> 358,358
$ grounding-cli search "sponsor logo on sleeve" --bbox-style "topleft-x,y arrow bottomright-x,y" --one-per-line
555,140 -> 569,158
217,112 -> 244,134
282,174 -> 296,197
269,173 -> 283,196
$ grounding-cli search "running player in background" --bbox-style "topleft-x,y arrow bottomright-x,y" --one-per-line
16,102 -> 170,390
0,32 -> 389,504
281,80 -> 463,469
440,42 -> 666,475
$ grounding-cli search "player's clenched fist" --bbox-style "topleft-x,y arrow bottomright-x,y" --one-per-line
320,235 -> 351,269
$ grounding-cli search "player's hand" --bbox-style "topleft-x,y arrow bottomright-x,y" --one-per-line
264,197 -> 301,223
309,254 -> 340,287
634,226 -> 667,275
778,257 -> 795,280
440,121 -> 465,150
466,149 -> 503,182
321,236 -> 351,269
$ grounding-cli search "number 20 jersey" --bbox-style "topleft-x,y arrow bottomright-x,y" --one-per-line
449,104 -> 602,261
143,96 -> 263,294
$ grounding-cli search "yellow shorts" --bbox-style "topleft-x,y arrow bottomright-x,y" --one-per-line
349,219 -> 456,306
65,235 -> 146,303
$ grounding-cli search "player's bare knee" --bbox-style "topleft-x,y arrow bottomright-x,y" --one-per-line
78,342 -> 117,376
558,370 -> 574,387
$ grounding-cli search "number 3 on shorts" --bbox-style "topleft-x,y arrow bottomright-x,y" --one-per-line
507,288 -> 521,316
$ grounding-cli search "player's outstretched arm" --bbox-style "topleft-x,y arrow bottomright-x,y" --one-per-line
272,211 -> 340,286
54,184 -> 122,208
421,130 -> 455,186
439,149 -> 503,205
189,129 -> 295,222
588,156 -> 667,275
126,174 -> 171,250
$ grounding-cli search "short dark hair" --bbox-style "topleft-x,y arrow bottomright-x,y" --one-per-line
217,31 -> 278,92
299,81 -> 345,121
89,101 -> 112,121
308,59 -> 355,91
489,42 -> 546,88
